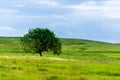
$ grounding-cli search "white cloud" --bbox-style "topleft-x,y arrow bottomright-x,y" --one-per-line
0,27 -> 16,31
66,1 -> 102,10
102,1 -> 120,19
11,0 -> 59,9
35,0 -> 59,6
65,0 -> 120,19
14,4 -> 26,8
0,8 -> 17,14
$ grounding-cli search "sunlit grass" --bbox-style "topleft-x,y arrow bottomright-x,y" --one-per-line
0,37 -> 120,80
0,57 -> 120,80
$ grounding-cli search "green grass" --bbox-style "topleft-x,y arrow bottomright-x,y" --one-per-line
0,37 -> 120,80
0,56 -> 120,80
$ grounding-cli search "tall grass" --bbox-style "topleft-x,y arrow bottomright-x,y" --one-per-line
0,37 -> 120,80
0,57 -> 120,80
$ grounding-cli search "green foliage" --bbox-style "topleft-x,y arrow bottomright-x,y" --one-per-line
21,28 -> 61,56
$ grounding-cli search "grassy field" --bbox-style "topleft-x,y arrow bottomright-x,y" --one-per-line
0,37 -> 120,80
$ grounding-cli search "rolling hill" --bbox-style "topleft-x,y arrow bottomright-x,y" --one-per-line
0,37 -> 120,80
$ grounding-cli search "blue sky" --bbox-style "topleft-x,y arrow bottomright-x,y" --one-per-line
0,0 -> 120,43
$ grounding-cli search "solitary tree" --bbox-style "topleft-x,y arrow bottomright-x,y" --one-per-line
21,28 -> 61,56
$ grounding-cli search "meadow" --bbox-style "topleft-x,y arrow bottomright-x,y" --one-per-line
0,37 -> 120,80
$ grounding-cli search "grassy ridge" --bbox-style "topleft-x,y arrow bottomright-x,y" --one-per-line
0,37 -> 22,53
60,38 -> 120,62
0,37 -> 120,80
0,37 -> 120,61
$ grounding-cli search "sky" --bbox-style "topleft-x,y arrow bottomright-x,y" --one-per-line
0,0 -> 120,43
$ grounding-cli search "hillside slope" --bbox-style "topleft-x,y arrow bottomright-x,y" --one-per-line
0,37 -> 120,80
0,37 -> 120,61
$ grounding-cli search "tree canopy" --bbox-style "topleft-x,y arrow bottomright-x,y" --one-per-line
21,28 -> 61,56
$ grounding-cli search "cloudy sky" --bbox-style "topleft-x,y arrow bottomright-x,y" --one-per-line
0,0 -> 120,43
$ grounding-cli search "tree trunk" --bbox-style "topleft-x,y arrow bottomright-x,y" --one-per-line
39,52 -> 42,57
